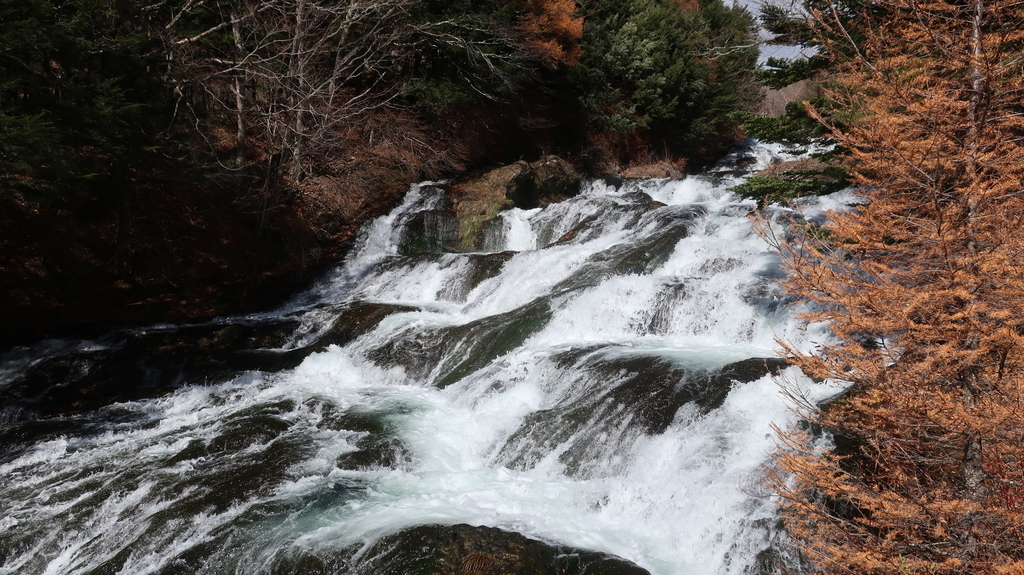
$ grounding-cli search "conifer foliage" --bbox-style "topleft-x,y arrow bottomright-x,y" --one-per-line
517,0 -> 584,67
570,0 -> 759,160
767,0 -> 1024,572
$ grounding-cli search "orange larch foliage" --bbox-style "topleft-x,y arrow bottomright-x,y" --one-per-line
765,0 -> 1024,573
516,0 -> 583,67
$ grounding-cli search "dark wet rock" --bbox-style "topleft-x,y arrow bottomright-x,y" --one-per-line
0,301 -> 424,424
434,251 -> 517,302
742,516 -> 805,575
157,415 -> 315,514
710,138 -> 763,176
645,281 -> 688,335
130,405 -> 383,542
600,175 -> 625,190
367,298 -> 552,389
0,322 -> 287,420
244,523 -> 649,575
495,348 -> 726,476
549,206 -> 701,295
220,346 -> 315,375
317,302 -> 421,348
464,251 -> 516,292
167,405 -> 387,519
698,256 -> 744,276
210,400 -> 297,452
475,216 -> 508,252
714,357 -> 789,384
353,523 -> 650,575
327,407 -> 411,471
10,416 -> 318,565
336,433 -> 408,471
497,352 -> 790,477
509,155 -> 581,210
739,278 -> 793,316
155,536 -> 237,575
431,299 -> 552,389
264,550 -> 356,575
0,416 -> 81,466
539,192 -> 665,249
0,302 -> 422,466
607,230 -> 683,276
399,210 -> 461,255
1,397 -> 393,566
544,213 -> 603,248
750,547 -> 792,575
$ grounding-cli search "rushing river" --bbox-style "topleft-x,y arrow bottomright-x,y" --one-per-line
0,141 -> 848,575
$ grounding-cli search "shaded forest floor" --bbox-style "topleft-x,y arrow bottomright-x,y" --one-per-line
0,164 -> 408,347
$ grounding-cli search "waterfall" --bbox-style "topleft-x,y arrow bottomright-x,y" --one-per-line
0,141 -> 847,575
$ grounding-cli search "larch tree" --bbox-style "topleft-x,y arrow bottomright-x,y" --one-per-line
765,0 -> 1024,572
516,0 -> 584,67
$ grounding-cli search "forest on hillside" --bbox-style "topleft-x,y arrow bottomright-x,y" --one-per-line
0,0 -> 761,343
4,0 -> 1024,572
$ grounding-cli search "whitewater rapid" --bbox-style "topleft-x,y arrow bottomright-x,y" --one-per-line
0,141 -> 848,575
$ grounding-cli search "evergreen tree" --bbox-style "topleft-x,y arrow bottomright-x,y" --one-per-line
0,0 -> 162,196
569,0 -> 759,160
767,0 -> 1024,572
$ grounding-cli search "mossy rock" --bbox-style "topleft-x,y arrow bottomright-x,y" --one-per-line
447,157 -> 580,250
450,163 -> 524,250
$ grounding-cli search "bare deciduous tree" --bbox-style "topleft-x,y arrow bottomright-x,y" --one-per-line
156,0 -> 414,193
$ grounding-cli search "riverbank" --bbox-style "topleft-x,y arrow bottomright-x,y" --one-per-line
0,150 -> 694,348
0,173 -> 408,347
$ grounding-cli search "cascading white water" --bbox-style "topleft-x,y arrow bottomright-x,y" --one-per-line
0,141 -> 847,575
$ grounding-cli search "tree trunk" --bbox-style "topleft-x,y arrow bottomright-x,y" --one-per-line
231,14 -> 247,167
288,0 -> 307,184
962,0 -> 988,510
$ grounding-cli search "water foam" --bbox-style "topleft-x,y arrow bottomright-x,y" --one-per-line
0,142 -> 848,575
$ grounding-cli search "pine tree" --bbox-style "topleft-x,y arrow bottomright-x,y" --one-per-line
569,0 -> 759,160
766,0 -> 1024,572
0,0 -> 162,196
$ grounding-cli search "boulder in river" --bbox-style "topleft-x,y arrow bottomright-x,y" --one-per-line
445,157 -> 581,250
509,155 -> 581,209
450,163 -> 524,251
352,523 -> 650,575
